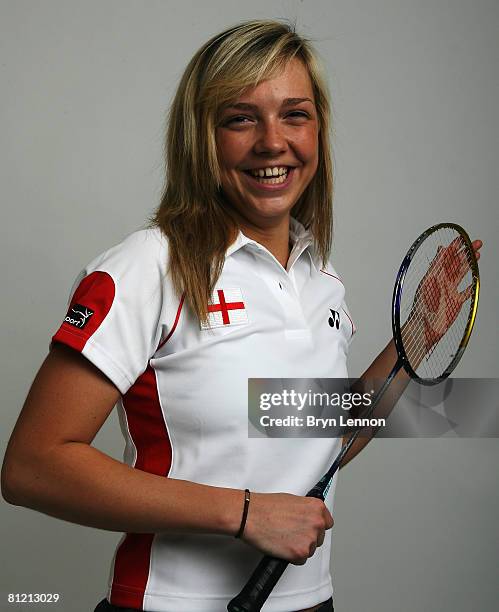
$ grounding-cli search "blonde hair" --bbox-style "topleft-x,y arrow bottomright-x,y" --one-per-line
149,19 -> 334,324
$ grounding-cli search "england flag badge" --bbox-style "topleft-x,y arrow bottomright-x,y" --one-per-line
201,288 -> 248,329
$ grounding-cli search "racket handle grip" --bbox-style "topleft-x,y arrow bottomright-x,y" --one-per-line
227,482 -> 328,611
306,484 -> 327,500
227,556 -> 288,612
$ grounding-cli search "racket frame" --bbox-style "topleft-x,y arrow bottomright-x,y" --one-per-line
392,222 -> 480,385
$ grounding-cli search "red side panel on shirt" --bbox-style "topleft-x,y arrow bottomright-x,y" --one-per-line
51,271 -> 115,351
109,365 -> 173,609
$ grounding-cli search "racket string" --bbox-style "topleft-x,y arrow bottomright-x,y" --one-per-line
398,227 -> 476,379
402,278 -> 461,362
404,286 -> 467,368
405,279 -> 474,373
403,283 -> 471,375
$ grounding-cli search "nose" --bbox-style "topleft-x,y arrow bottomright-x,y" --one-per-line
253,118 -> 287,156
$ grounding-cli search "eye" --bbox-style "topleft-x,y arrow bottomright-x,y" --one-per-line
224,115 -> 254,125
287,110 -> 310,119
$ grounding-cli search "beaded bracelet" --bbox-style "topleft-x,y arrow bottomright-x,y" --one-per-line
235,489 -> 251,538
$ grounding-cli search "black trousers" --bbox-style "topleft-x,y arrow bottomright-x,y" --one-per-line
94,596 -> 334,611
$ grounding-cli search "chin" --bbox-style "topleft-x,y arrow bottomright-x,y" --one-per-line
250,202 -> 294,219
222,186 -> 297,222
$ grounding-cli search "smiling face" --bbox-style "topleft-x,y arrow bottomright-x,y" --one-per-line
215,58 -> 319,231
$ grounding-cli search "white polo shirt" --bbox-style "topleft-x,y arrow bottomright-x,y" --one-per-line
51,218 -> 355,612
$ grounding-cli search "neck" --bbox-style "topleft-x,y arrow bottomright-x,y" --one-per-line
238,216 -> 292,268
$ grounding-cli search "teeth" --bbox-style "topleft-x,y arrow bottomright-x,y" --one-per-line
250,166 -> 289,178
252,173 -> 288,184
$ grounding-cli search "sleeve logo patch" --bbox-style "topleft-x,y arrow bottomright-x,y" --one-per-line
64,304 -> 95,329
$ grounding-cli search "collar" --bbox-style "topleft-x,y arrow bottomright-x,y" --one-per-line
225,217 -> 322,271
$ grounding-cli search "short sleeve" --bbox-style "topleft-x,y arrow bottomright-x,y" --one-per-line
51,228 -> 170,394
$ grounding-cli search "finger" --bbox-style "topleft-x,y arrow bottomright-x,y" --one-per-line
457,239 -> 481,260
455,237 -> 482,275
444,239 -> 478,284
317,531 -> 325,547
325,511 -> 334,530
454,244 -> 480,274
292,557 -> 307,566
456,239 -> 480,260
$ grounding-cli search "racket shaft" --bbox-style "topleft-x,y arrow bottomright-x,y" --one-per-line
228,361 -> 403,611
227,557 -> 288,612
316,362 -> 402,492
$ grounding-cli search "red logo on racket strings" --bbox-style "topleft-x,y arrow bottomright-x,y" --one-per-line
201,288 -> 248,329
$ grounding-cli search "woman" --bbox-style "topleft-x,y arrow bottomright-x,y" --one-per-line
0,19 -> 481,612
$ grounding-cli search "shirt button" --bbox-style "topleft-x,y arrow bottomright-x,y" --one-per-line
278,281 -> 283,290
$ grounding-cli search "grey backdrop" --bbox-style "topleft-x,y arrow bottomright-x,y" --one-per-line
1,1 -> 498,611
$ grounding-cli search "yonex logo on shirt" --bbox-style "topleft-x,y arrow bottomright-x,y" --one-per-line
64,304 -> 94,329
328,309 -> 340,329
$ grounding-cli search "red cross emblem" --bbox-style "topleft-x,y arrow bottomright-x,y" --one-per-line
202,288 -> 248,329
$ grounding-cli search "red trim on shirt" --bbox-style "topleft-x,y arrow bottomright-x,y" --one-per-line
109,365 -> 172,609
320,269 -> 344,286
341,306 -> 356,336
157,293 -> 185,350
51,271 -> 115,351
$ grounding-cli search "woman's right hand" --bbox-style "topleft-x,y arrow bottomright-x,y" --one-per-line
241,492 -> 334,565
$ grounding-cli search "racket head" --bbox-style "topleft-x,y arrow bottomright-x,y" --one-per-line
392,223 -> 480,385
